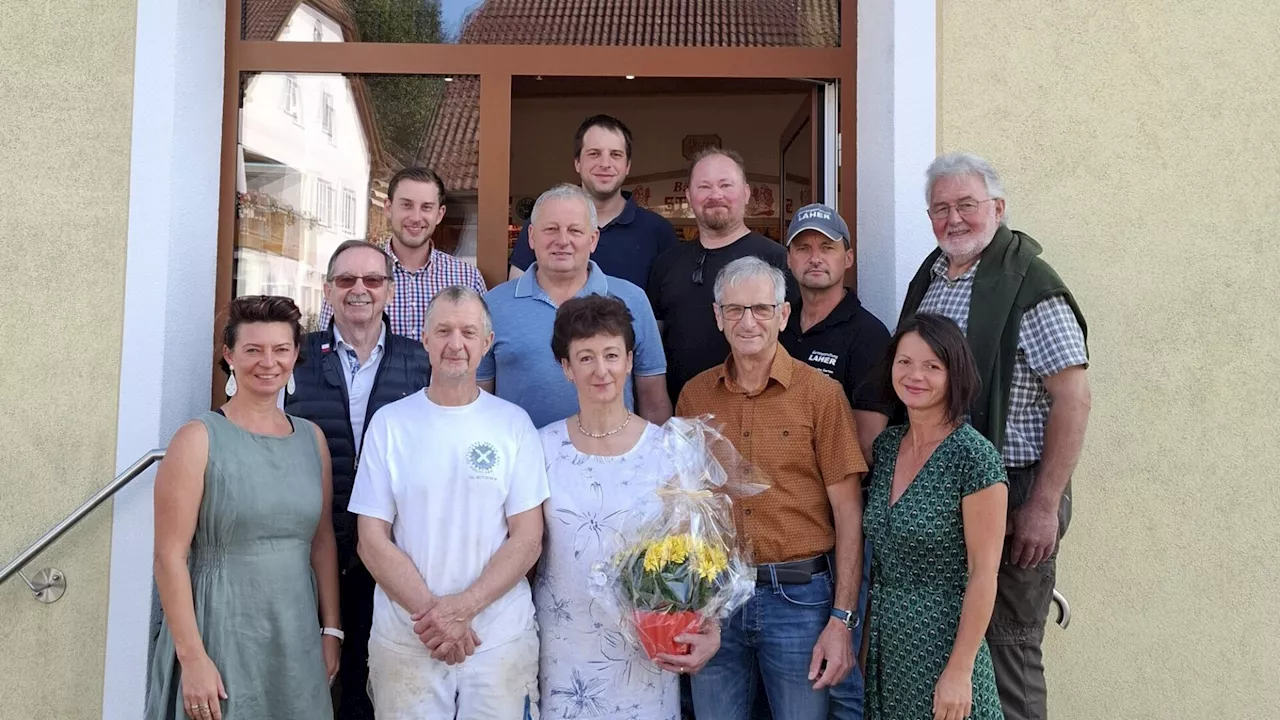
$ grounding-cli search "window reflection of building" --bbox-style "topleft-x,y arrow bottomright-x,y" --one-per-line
419,3 -> 836,256
235,0 -> 384,331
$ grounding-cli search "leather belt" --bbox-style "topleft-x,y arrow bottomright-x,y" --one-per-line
756,554 -> 830,586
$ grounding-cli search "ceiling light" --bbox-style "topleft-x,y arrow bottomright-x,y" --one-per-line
625,75 -> 636,80
444,77 -> 454,82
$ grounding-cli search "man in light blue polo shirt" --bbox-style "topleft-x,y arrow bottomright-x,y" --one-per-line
479,183 -> 671,429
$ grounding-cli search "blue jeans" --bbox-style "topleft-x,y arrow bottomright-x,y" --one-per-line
826,540 -> 872,720
691,571 -> 834,720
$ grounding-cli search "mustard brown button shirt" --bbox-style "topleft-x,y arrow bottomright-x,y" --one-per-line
675,345 -> 867,565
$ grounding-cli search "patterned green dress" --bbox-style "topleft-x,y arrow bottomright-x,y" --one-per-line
864,424 -> 1006,720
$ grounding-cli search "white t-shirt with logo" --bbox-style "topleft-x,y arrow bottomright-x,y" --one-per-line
349,389 -> 550,655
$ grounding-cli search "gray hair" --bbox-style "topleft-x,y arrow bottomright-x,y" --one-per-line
424,285 -> 493,337
530,183 -> 598,232
925,152 -> 1007,205
713,256 -> 787,306
326,239 -> 394,281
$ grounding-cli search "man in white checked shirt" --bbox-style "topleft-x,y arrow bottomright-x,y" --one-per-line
854,152 -> 1091,720
320,167 -> 487,339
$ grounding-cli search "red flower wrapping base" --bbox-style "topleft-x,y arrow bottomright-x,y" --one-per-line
634,610 -> 700,660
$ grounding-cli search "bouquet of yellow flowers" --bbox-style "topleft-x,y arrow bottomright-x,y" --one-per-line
591,416 -> 767,661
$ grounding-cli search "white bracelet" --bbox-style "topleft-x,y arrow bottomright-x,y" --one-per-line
321,627 -> 345,642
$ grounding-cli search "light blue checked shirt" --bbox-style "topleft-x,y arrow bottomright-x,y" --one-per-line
333,323 -> 387,450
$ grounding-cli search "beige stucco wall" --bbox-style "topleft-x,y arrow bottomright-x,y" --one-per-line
0,1 -> 137,717
940,2 -> 1280,717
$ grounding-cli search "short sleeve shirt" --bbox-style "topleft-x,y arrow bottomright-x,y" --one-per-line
674,345 -> 867,564
509,198 -> 679,289
647,232 -> 800,404
348,390 -> 550,655
780,291 -> 891,410
478,261 -> 666,429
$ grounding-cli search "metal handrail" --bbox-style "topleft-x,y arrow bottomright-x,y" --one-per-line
1052,588 -> 1071,628
2,446 -> 1076,624
1,449 -> 166,601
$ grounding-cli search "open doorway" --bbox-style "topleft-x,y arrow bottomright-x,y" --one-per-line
504,76 -> 838,257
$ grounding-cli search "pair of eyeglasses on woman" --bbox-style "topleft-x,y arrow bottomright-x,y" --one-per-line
331,274 -> 390,289
716,303 -> 782,321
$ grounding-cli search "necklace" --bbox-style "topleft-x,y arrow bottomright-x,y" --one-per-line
576,411 -> 632,439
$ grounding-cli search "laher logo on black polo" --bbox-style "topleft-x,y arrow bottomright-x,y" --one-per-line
467,441 -> 500,473
808,350 -> 839,368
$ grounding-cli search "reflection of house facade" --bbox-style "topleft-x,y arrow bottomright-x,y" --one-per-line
238,0 -> 384,329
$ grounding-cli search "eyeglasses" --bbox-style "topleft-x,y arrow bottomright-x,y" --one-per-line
331,274 -> 390,289
717,303 -> 782,322
692,251 -> 708,285
927,198 -> 995,219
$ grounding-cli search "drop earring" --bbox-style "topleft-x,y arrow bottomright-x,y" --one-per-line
225,367 -> 238,397
286,373 -> 296,395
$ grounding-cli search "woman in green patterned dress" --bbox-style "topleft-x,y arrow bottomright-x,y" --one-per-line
863,313 -> 1008,720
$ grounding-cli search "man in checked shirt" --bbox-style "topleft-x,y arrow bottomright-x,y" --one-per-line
855,152 -> 1091,720
320,167 -> 487,340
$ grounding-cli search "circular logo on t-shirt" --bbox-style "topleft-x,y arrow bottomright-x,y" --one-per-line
467,441 -> 499,473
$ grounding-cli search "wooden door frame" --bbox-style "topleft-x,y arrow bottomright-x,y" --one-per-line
215,0 -> 857,405
778,87 -> 821,241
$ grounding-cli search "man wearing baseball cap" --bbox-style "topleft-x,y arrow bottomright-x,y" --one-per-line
781,204 -> 890,412
780,203 -> 889,720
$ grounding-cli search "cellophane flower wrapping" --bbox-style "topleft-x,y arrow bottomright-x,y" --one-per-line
589,415 -> 768,661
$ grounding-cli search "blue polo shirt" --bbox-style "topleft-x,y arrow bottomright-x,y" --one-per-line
478,261 -> 667,429
508,196 -> 679,288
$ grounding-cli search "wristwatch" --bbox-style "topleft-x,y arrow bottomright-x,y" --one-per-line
830,607 -> 858,630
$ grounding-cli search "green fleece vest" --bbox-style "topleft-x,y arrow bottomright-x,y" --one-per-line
899,225 -> 1089,458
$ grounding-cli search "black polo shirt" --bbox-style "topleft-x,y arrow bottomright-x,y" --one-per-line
508,196 -> 679,289
780,290 -> 892,412
647,231 -> 799,403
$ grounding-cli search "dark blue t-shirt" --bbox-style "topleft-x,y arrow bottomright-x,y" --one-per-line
508,197 -> 679,289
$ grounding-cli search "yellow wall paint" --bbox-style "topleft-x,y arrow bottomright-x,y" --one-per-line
940,2 -> 1280,718
0,0 -> 137,717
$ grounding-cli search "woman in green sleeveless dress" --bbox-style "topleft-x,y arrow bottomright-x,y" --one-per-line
147,296 -> 341,720
863,314 -> 1008,720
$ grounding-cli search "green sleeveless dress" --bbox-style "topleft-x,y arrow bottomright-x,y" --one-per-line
146,411 -> 333,719
864,424 -> 1007,720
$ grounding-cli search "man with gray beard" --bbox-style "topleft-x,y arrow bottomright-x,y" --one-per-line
855,152 -> 1091,720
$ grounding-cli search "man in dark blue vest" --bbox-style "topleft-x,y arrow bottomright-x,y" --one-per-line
286,239 -> 431,719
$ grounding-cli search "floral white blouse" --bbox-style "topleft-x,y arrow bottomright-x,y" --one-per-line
534,420 -> 680,720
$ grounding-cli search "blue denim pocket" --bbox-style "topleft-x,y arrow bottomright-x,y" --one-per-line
776,571 -> 834,607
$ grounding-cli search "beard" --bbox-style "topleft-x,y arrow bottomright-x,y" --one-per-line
698,205 -> 735,231
939,228 -> 994,265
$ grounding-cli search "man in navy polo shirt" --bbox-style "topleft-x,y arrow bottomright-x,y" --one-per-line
481,183 -> 671,429
508,114 -> 679,288
780,203 -> 889,720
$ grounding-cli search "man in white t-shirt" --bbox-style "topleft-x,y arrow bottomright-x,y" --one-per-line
350,284 -> 549,719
